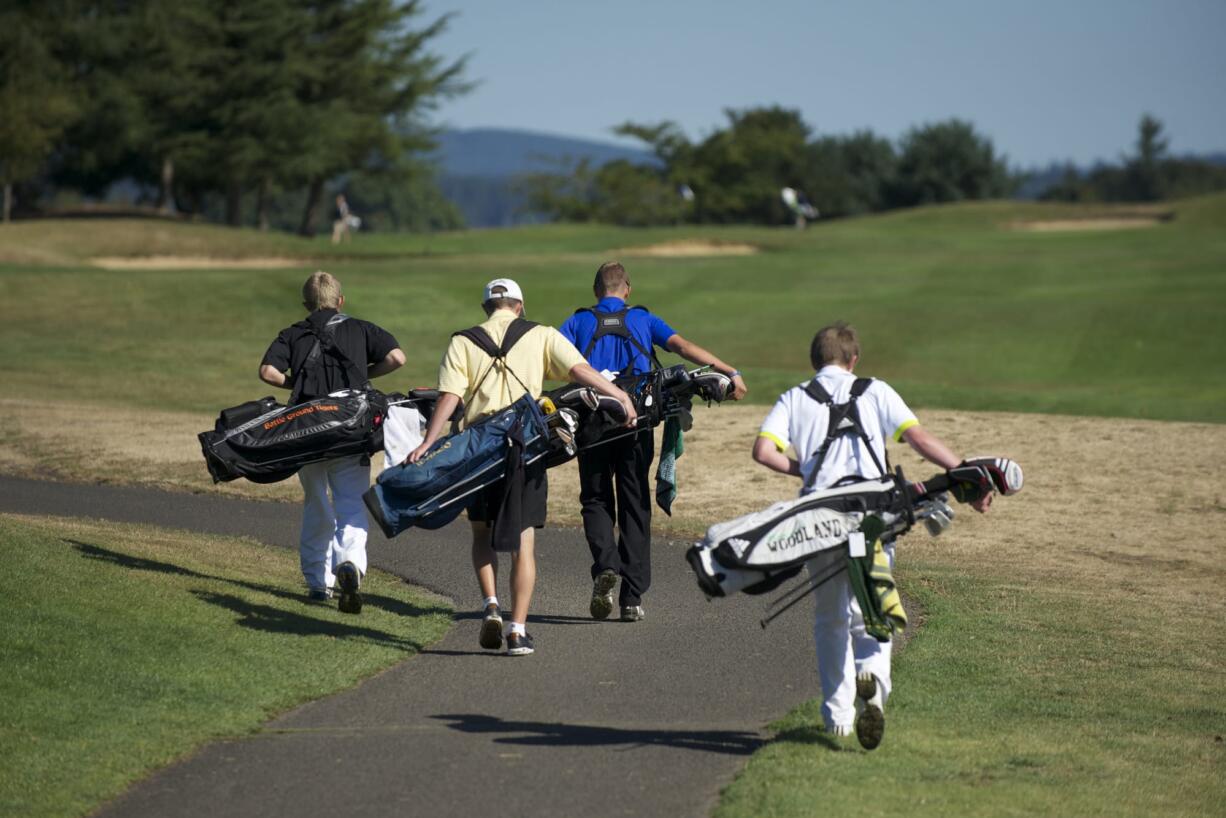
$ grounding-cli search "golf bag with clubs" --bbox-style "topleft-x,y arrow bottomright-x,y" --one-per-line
200,311 -> 403,484
198,388 -> 391,484
364,318 -> 560,538
364,362 -> 734,537
542,363 -> 734,467
686,457 -> 1024,634
363,392 -> 553,537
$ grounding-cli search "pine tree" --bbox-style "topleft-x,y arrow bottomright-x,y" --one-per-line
0,1 -> 77,221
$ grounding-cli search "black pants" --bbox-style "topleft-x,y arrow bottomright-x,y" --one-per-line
578,429 -> 654,606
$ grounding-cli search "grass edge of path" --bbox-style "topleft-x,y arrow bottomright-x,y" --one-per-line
0,513 -> 453,818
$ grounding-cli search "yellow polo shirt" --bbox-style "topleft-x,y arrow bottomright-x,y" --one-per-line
438,309 -> 587,427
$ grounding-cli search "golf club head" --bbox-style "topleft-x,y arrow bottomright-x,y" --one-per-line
963,456 -> 1024,496
594,394 -> 629,423
659,364 -> 691,391
553,427 -> 576,457
547,407 -> 579,434
917,495 -> 954,536
690,371 -> 733,402
551,386 -> 600,412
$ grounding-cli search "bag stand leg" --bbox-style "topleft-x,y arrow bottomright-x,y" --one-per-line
760,549 -> 847,629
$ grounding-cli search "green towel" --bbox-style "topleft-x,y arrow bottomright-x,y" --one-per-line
654,415 -> 684,515
846,515 -> 908,642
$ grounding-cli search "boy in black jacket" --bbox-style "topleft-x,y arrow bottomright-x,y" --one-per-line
259,271 -> 405,612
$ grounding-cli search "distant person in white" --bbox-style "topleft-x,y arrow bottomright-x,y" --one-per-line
332,194 -> 359,244
752,321 -> 990,748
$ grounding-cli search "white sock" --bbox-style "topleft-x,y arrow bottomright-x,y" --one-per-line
504,621 -> 526,637
483,596 -> 499,609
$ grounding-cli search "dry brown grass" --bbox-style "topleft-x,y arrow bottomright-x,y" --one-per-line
2,397 -> 1222,616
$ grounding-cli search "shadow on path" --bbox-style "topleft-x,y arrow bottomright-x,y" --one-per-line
433,713 -> 763,756
450,610 -> 602,626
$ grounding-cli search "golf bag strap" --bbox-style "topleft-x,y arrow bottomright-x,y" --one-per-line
289,314 -> 364,405
576,306 -> 663,371
453,318 -> 539,399
800,377 -> 887,490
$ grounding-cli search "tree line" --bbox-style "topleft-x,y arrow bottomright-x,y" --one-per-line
0,0 -> 466,231
523,109 -> 1225,227
522,107 -> 1015,227
1040,115 -> 1226,204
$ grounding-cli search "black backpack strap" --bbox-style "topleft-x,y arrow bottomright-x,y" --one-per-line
800,376 -> 887,489
453,326 -> 499,358
289,314 -> 365,404
579,305 -> 662,371
802,379 -> 833,405
453,318 -> 539,398
499,317 -> 538,357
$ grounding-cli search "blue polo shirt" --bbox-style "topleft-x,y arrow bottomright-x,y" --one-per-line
559,297 -> 678,377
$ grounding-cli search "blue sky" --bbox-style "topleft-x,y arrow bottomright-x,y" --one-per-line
425,0 -> 1225,168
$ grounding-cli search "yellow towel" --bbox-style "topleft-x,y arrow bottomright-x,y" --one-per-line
847,516 -> 907,642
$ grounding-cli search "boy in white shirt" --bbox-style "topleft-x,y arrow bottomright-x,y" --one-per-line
751,321 -> 990,749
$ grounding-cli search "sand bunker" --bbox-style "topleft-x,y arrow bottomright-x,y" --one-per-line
611,240 -> 759,258
1011,218 -> 1165,233
91,256 -> 310,270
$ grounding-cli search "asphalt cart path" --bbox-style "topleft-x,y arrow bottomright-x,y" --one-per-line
1,476 -> 820,818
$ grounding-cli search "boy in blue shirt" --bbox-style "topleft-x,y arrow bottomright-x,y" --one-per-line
560,262 -> 747,621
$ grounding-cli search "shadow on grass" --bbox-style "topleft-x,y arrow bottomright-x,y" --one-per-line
68,539 -> 450,649
432,713 -> 763,756
69,538 -> 304,600
192,591 -> 428,651
770,725 -> 855,753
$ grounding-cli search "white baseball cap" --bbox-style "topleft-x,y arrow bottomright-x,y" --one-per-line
483,278 -> 524,303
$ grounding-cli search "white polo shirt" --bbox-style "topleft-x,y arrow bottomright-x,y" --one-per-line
758,366 -> 918,494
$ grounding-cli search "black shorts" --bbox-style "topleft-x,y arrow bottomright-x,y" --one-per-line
466,459 -> 548,530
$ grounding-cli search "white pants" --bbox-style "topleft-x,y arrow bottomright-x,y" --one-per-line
298,455 -> 370,591
812,540 -> 896,730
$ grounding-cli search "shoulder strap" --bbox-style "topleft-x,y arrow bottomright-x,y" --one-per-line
627,305 -> 664,370
453,326 -> 499,358
802,379 -> 833,405
499,317 -> 539,356
581,305 -> 662,370
452,318 -> 539,399
289,314 -> 362,404
800,376 -> 887,489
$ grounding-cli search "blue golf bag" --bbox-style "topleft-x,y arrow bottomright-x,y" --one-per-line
363,393 -> 551,537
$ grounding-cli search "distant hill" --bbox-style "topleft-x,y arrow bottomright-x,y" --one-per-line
432,128 -> 653,227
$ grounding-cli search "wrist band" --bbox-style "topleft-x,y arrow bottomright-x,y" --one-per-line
729,370 -> 741,378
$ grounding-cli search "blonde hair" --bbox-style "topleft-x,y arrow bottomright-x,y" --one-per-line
810,321 -> 860,368
303,271 -> 342,310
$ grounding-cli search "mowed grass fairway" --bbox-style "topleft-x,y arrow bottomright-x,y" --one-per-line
0,514 -> 451,818
1,196 -> 1224,817
1,194 -> 1224,421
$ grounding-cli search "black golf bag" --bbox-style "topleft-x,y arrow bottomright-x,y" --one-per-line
199,388 -> 389,484
541,364 -> 733,467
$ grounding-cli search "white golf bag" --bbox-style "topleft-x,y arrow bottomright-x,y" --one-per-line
686,458 -> 1023,617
